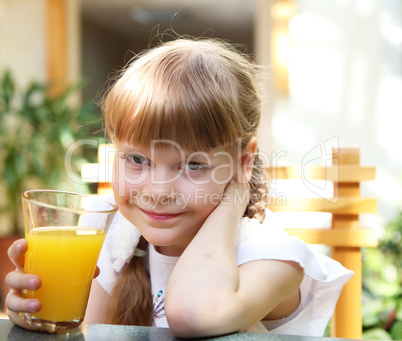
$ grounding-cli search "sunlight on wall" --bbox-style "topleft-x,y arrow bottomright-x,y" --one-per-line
0,0 -> 46,87
271,0 -> 402,226
288,12 -> 343,117
347,56 -> 369,125
381,11 -> 402,46
289,47 -> 343,117
272,114 -> 314,152
377,75 -> 402,164
289,13 -> 341,42
372,168 -> 402,207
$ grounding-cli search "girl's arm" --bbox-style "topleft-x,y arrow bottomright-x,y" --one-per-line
84,279 -> 112,324
164,182 -> 304,338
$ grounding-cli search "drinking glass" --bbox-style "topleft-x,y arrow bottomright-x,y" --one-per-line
20,190 -> 117,333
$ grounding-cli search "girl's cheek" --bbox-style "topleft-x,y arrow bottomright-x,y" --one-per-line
212,165 -> 234,185
112,157 -> 123,193
113,158 -> 147,197
112,164 -> 132,199
112,174 -> 125,201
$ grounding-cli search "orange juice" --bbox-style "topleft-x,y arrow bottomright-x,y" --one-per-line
24,227 -> 106,322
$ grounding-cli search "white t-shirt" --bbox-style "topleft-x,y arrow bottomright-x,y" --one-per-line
97,209 -> 353,336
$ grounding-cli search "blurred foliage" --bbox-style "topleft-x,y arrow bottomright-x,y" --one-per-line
0,70 -> 103,236
362,212 -> 402,340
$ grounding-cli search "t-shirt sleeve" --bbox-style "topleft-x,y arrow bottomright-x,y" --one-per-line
236,210 -> 354,336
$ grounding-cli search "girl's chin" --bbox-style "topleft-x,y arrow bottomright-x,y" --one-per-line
145,235 -> 181,249
141,230 -> 194,256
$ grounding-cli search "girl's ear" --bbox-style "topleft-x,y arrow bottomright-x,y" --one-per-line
234,137 -> 258,183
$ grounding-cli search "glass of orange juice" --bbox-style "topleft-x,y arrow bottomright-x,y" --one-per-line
20,190 -> 117,333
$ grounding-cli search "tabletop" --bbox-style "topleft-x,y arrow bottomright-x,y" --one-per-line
0,319 -> 356,341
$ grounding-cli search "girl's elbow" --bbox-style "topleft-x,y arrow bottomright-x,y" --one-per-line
165,299 -> 209,338
165,297 -> 238,338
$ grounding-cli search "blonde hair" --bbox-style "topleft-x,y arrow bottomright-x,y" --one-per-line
103,37 -> 268,325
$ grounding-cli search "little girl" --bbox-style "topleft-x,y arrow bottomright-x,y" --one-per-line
6,37 -> 353,338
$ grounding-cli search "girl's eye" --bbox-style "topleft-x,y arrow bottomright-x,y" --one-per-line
126,154 -> 148,165
183,162 -> 204,172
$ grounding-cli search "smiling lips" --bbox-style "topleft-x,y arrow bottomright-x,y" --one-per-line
140,208 -> 182,221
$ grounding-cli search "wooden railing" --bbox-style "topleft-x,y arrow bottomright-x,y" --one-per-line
265,147 -> 377,339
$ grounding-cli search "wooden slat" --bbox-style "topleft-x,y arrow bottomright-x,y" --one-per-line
81,163 -> 113,183
331,147 -> 362,339
285,228 -> 378,247
81,144 -> 115,183
98,144 -> 115,164
98,183 -> 113,195
46,0 -> 67,97
267,197 -> 377,214
265,165 -> 376,182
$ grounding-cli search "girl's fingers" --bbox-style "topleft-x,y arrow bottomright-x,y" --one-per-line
94,266 -> 100,279
223,181 -> 250,207
5,270 -> 44,332
7,239 -> 28,271
7,308 -> 42,332
5,271 -> 41,291
6,290 -> 41,314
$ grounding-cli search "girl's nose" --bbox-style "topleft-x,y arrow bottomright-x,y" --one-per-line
150,166 -> 180,189
143,166 -> 179,203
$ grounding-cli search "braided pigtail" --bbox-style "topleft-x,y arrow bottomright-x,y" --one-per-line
245,149 -> 269,223
108,236 -> 153,326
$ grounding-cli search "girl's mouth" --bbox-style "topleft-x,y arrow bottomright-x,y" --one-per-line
140,208 -> 182,221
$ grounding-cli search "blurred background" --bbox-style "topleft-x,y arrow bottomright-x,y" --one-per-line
0,0 -> 401,339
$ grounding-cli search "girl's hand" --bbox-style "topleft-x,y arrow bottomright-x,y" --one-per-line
219,180 -> 250,217
5,239 -> 101,331
5,239 -> 42,331
205,180 -> 250,227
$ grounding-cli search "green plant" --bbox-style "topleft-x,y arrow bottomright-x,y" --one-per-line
0,70 -> 101,236
362,212 -> 402,340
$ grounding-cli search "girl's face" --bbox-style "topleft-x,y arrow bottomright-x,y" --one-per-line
112,141 -> 239,256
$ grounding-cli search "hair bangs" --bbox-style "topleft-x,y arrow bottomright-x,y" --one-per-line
105,46 -> 243,151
